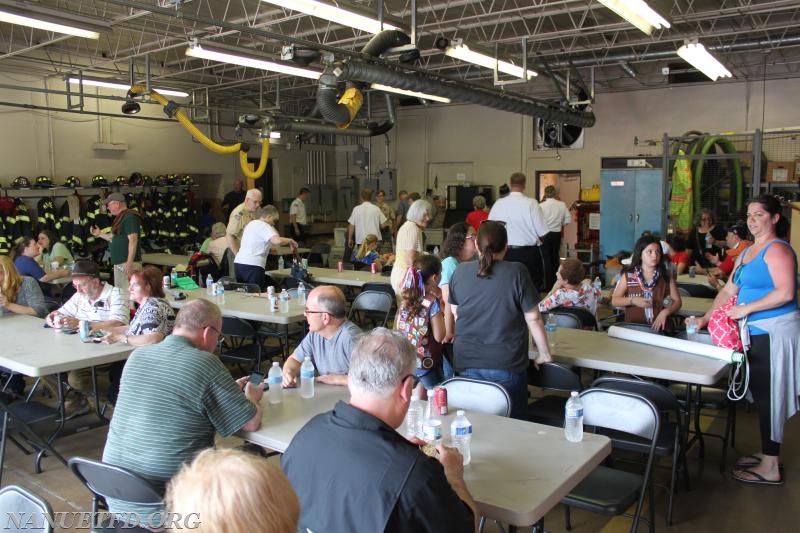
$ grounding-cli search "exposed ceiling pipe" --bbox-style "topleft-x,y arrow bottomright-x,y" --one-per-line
338,60 -> 595,127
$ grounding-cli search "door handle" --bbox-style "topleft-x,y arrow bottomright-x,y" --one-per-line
636,213 -> 640,222
629,214 -> 633,222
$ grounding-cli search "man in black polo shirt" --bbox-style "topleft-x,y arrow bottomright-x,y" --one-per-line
282,328 -> 478,533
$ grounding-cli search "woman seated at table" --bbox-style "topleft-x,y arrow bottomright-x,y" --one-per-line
351,234 -> 383,269
687,208 -> 727,268
538,258 -> 599,317
101,266 -> 176,404
38,229 -> 74,270
234,205 -> 298,291
694,222 -> 752,287
611,233 -> 681,332
13,236 -> 71,297
0,255 -> 47,400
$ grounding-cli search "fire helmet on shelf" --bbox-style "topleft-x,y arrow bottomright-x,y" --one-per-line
92,175 -> 108,187
12,176 -> 31,189
64,176 -> 82,188
34,176 -> 53,188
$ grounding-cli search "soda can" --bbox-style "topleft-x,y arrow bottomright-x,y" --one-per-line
267,286 -> 275,297
268,296 -> 278,312
302,258 -> 309,269
337,261 -> 343,272
52,313 -> 63,329
163,275 -> 170,289
434,386 -> 448,416
370,262 -> 377,274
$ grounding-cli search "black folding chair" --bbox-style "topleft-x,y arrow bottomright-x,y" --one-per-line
348,290 -> 393,329
527,362 -> 582,427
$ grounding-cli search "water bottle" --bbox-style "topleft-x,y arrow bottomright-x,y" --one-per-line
545,314 -> 557,352
299,356 -> 315,398
216,282 -> 225,305
432,246 -> 439,256
279,289 -> 290,313
686,315 -> 698,341
643,291 -> 653,324
705,232 -> 713,249
564,391 -> 584,443
206,274 -> 214,295
422,389 -> 442,444
450,410 -> 472,465
278,255 -> 285,270
592,276 -> 602,292
297,282 -> 308,306
267,361 -> 283,404
404,393 -> 423,438
170,268 -> 178,288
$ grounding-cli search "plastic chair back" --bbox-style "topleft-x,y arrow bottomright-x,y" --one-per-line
527,362 -> 581,391
580,388 -> 659,441
440,377 -> 511,417
0,485 -> 54,532
68,457 -> 162,508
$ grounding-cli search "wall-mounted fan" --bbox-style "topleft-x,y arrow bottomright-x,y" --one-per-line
534,88 -> 590,151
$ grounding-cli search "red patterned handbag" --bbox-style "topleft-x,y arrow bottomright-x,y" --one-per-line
707,295 -> 743,351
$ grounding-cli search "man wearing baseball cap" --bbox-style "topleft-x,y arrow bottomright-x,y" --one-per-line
45,260 -> 129,417
90,192 -> 142,295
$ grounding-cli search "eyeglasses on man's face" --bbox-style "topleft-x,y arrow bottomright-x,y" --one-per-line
304,308 -> 328,316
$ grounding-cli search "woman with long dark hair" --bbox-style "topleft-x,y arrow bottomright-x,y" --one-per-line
448,220 -> 552,419
439,222 -> 477,344
611,233 -> 681,331
694,195 -> 798,486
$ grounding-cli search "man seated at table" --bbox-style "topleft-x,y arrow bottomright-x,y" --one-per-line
282,328 -> 478,532
282,286 -> 361,387
44,260 -> 128,418
102,299 -> 263,525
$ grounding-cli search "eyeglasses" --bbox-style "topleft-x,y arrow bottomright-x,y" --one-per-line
304,308 -> 328,316
403,374 -> 420,388
129,282 -> 142,288
480,219 -> 506,227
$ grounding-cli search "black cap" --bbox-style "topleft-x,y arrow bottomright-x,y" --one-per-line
728,222 -> 748,239
71,260 -> 101,278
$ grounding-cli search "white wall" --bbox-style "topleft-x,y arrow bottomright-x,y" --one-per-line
1,72 -> 798,210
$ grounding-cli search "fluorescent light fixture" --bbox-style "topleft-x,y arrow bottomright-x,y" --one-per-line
445,42 -> 537,80
677,41 -> 732,81
370,83 -> 450,103
0,9 -> 100,39
597,0 -> 670,36
261,0 -> 399,34
269,131 -> 281,139
68,78 -> 189,98
186,44 -> 322,80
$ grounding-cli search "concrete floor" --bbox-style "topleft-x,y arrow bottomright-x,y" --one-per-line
3,389 -> 799,532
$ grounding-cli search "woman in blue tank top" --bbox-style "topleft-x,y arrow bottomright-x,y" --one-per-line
694,195 -> 798,486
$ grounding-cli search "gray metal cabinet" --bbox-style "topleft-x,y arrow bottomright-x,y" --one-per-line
599,164 -> 664,259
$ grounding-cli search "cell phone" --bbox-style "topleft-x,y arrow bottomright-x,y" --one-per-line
249,372 -> 264,386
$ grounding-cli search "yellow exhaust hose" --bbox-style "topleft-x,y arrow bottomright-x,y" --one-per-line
336,87 -> 363,129
240,138 -> 270,180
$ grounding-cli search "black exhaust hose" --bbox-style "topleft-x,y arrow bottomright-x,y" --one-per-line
317,30 -> 412,126
367,93 -> 395,136
278,94 -> 395,137
340,61 -> 596,128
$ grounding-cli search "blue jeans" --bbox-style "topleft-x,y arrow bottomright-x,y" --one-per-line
458,368 -> 528,420
415,358 -> 455,389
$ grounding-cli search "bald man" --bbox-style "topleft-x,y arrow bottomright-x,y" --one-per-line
226,188 -> 263,254
282,286 -> 363,387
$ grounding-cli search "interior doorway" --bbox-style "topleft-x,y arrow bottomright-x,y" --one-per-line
535,171 -> 581,255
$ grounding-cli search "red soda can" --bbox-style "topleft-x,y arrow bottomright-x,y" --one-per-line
434,386 -> 448,415
370,262 -> 377,274
337,261 -> 343,272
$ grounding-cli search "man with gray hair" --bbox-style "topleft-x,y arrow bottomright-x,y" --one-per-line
282,328 -> 478,532
539,185 -> 572,289
234,205 -> 297,290
226,187 -> 263,254
282,285 -> 361,387
103,299 -> 263,524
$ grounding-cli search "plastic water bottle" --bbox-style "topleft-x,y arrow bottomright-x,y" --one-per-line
297,282 -> 308,306
432,246 -> 439,256
267,362 -> 283,404
279,289 -> 290,313
299,356 -> 315,398
450,410 -> 472,465
422,390 -> 442,444
404,393 -> 423,438
705,232 -> 713,249
216,282 -> 225,305
564,391 -> 584,443
206,274 -> 214,296
686,315 -> 698,341
278,255 -> 285,270
170,268 -> 178,288
545,314 -> 557,352
592,276 -> 602,292
643,291 -> 653,323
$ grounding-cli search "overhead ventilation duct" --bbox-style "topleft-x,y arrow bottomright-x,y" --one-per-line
317,30 -> 411,129
279,93 -> 395,137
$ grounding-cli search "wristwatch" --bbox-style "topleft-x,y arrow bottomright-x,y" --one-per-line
123,335 -> 129,345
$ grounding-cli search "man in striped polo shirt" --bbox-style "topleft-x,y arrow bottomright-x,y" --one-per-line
102,299 -> 263,527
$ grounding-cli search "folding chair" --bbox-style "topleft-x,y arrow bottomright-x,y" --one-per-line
347,290 -> 393,329
527,362 -> 582,427
68,457 -> 161,532
440,377 -> 511,417
307,243 -> 331,268
0,485 -> 54,532
562,388 -> 660,533
218,316 -> 265,375
547,306 -> 599,331
0,394 -> 62,486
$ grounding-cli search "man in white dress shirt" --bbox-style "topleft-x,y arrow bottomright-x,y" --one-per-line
539,185 -> 573,289
488,172 -> 549,292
